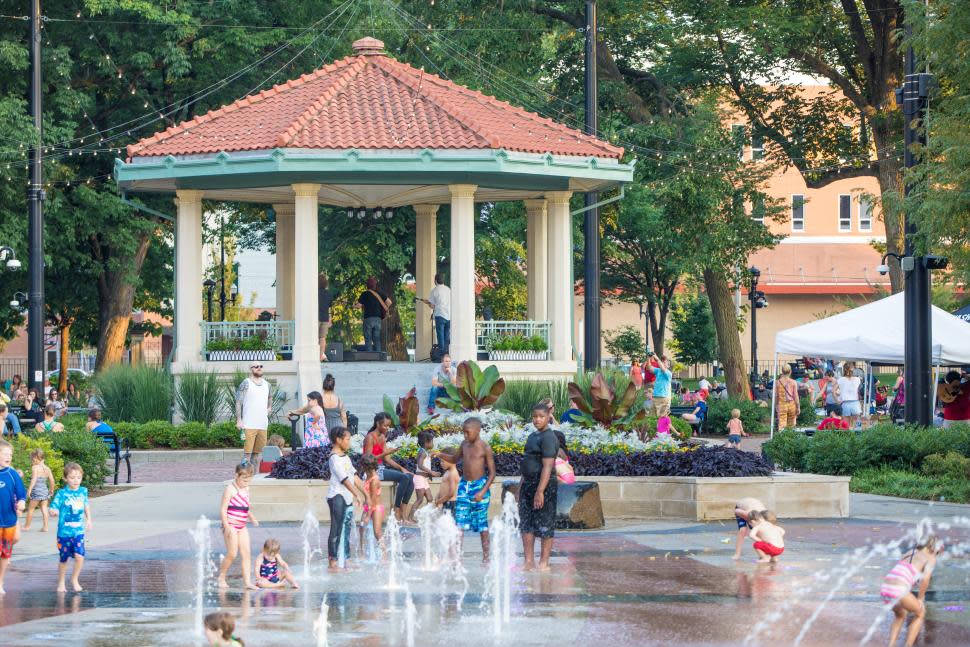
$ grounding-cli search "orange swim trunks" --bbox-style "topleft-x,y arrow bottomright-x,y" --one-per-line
0,525 -> 18,559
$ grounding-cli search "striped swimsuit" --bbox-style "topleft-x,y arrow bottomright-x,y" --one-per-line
881,559 -> 919,604
226,484 -> 250,531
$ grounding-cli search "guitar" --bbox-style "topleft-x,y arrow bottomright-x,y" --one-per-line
938,381 -> 963,404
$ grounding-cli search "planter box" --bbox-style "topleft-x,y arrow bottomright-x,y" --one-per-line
206,349 -> 275,362
488,350 -> 548,361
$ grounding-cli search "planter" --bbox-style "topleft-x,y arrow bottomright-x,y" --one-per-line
206,349 -> 275,362
488,350 -> 548,361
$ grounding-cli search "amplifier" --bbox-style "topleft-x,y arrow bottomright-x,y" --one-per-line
345,350 -> 387,362
325,342 -> 344,362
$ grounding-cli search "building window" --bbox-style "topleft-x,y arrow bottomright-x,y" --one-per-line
751,195 -> 765,223
732,124 -> 746,160
859,196 -> 873,232
792,195 -> 805,231
751,129 -> 764,161
839,194 -> 852,231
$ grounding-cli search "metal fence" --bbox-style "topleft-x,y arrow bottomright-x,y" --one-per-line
475,320 -> 551,357
200,320 -> 295,358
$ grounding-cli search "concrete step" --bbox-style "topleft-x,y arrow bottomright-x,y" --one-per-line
320,361 -> 437,418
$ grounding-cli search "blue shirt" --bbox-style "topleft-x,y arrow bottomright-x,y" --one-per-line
652,366 -> 672,398
694,400 -> 708,421
50,486 -> 89,538
0,467 -> 26,528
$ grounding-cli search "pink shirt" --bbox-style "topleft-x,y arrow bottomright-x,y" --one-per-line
727,419 -> 744,435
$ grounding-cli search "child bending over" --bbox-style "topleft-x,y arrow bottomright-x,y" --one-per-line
23,448 -> 55,532
748,509 -> 785,563
881,535 -> 941,647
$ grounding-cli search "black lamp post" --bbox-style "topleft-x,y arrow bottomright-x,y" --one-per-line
637,302 -> 651,357
748,266 -> 768,380
203,279 -> 216,322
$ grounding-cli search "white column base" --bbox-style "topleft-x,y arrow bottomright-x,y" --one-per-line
546,191 -> 573,362
414,204 -> 439,361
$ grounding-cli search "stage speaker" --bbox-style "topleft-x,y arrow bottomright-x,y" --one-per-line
348,351 -> 386,361
326,342 -> 344,362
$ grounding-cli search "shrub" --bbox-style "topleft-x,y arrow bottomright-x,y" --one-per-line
852,466 -> 970,503
643,416 -> 693,442
136,420 -> 176,449
268,422 -> 291,445
11,435 -> 65,496
803,430 -> 863,475
175,370 -> 223,426
496,380 -> 571,421
604,325 -> 647,363
209,421 -> 243,448
178,422 -> 210,448
707,398 -> 770,435
60,414 -> 88,433
95,364 -> 172,423
762,430 -> 811,471
567,371 -> 647,431
797,395 -> 818,426
50,430 -> 110,489
922,452 -> 970,479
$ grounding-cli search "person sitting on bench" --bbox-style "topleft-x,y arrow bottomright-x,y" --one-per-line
680,390 -> 708,436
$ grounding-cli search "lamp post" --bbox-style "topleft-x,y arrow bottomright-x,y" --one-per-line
748,267 -> 768,380
203,279 -> 216,322
26,0 -> 44,394
583,0 -> 601,370
637,302 -> 651,357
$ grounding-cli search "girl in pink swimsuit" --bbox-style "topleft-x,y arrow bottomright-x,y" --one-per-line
359,454 -> 386,556
881,535 -> 940,647
217,463 -> 260,590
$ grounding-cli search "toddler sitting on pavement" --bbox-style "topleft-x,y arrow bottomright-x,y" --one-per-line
748,509 -> 785,562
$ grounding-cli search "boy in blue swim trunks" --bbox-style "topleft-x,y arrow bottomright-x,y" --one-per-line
50,462 -> 92,592
436,417 -> 495,561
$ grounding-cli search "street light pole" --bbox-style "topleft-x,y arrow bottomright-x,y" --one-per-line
583,0 -> 601,370
27,0 -> 46,392
748,267 -> 767,382
898,23 -> 934,426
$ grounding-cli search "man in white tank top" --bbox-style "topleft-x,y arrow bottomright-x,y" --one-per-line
236,364 -> 272,469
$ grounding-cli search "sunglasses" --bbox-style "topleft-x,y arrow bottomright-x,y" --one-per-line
251,365 -> 263,369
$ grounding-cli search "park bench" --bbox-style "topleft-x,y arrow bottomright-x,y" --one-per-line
94,425 -> 132,485
669,404 -> 705,436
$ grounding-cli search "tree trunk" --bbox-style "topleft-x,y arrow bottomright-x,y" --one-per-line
94,232 -> 151,371
378,271 -> 408,362
647,302 -> 664,357
58,322 -> 71,394
703,269 -> 751,400
871,118 -> 905,293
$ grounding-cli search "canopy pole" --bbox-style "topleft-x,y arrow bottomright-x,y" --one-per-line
769,353 -> 779,438
931,363 -> 940,424
863,362 -> 871,429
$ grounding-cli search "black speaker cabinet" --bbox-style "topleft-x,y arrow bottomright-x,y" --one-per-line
326,342 -> 344,362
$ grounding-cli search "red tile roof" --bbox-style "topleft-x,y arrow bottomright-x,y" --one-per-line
128,37 -> 623,160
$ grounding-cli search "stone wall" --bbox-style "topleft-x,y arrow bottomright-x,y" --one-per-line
249,473 -> 849,522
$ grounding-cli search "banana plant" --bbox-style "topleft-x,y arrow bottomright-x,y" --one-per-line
567,372 -> 647,431
435,360 -> 506,412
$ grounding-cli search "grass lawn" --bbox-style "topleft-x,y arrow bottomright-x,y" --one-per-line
850,466 -> 970,504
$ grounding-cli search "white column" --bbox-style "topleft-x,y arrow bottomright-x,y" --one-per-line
546,191 -> 573,362
449,184 -> 477,363
174,190 -> 205,364
414,204 -> 439,361
292,183 -> 322,399
525,199 -> 548,321
273,203 -> 295,321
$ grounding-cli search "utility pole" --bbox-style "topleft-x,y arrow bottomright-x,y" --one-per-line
583,0 -> 601,370
27,0 -> 46,392
898,24 -> 934,426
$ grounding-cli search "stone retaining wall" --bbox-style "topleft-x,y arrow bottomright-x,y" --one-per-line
249,473 -> 849,522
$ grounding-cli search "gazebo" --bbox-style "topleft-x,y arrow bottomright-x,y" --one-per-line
115,37 -> 634,403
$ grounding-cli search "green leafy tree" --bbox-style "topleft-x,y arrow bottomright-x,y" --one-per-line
604,325 -> 647,363
669,293 -> 718,366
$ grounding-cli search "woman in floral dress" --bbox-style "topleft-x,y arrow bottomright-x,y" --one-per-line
288,391 -> 328,448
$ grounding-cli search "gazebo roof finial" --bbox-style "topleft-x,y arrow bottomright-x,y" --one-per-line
352,36 -> 385,56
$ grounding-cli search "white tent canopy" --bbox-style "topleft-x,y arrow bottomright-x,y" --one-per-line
775,292 -> 970,365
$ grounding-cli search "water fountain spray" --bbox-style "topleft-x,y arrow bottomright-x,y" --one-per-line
190,516 -> 212,638
302,509 -> 322,581
487,492 -> 520,636
313,596 -> 329,647
416,504 -> 438,571
384,514 -> 406,589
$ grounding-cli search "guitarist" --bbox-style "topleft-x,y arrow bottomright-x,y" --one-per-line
417,273 -> 451,356
939,370 -> 970,427
357,277 -> 392,353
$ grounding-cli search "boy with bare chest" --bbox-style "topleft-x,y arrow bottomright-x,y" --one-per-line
436,417 -> 495,560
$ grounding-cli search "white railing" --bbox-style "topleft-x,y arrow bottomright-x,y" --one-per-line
201,320 -> 295,360
476,320 -> 551,360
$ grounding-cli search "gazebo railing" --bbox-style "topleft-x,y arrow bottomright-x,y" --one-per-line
201,320 -> 294,361
476,320 -> 551,360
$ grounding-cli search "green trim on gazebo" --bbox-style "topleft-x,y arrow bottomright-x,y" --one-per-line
114,147 -> 634,194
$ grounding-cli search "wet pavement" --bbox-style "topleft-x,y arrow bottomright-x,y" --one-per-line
2,508 -> 969,646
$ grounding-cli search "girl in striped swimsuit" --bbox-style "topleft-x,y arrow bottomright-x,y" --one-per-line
217,463 -> 260,590
881,535 -> 940,647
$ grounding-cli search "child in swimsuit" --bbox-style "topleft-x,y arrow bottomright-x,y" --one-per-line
204,611 -> 245,647
748,509 -> 785,562
23,448 -> 55,532
359,454 -> 386,557
217,463 -> 259,590
554,432 -> 575,485
49,462 -> 91,592
408,431 -> 439,522
436,417 -> 496,561
255,537 -> 299,589
881,535 -> 940,647
435,452 -> 459,515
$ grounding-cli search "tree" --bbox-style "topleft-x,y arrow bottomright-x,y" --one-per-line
604,325 -> 647,363
669,293 -> 718,366
663,0 -> 911,292
909,0 -> 970,288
